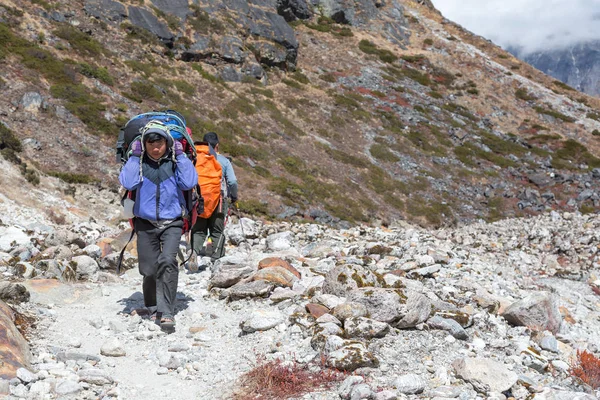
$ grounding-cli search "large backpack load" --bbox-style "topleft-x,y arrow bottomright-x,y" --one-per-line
115,110 -> 203,272
116,110 -> 196,163
194,142 -> 222,219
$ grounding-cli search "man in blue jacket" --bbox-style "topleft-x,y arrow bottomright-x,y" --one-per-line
119,121 -> 198,332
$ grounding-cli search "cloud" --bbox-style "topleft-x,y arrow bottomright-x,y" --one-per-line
430,0 -> 600,53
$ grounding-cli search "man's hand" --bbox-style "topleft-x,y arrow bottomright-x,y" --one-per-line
174,141 -> 184,156
130,140 -> 142,157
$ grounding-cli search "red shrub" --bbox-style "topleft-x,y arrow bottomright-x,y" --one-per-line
233,354 -> 347,399
570,350 -> 600,389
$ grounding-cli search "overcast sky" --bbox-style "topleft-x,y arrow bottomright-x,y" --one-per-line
430,0 -> 600,54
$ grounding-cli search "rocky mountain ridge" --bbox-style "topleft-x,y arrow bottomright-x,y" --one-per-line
512,42 -> 600,98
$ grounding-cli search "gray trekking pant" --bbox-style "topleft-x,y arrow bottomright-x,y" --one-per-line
135,218 -> 182,318
191,199 -> 228,259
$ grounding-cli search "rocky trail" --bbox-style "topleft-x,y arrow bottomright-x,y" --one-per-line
2,209 -> 600,400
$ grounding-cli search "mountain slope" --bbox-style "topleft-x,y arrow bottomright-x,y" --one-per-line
2,0 -> 600,228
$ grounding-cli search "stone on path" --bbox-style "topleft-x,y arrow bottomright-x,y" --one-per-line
252,266 -> 298,287
452,357 -> 518,393
266,231 -> 294,251
344,317 -> 390,339
55,380 -> 82,395
326,343 -> 379,371
393,373 -> 426,394
77,368 -> 113,385
0,282 -> 30,304
427,315 -> 468,340
501,292 -> 562,333
229,280 -> 274,300
258,257 -> 301,278
100,338 -> 126,357
240,309 -> 285,333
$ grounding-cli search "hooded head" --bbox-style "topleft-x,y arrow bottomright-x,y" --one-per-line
142,120 -> 173,159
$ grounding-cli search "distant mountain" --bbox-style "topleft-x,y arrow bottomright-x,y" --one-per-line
514,42 -> 600,96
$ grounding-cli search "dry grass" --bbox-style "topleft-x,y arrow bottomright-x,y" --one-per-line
232,354 -> 347,400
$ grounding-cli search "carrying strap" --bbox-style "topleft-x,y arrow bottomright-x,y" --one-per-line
116,227 -> 136,275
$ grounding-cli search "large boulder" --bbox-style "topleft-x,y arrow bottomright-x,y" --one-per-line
346,288 -> 402,323
277,0 -> 311,21
128,6 -> 174,44
322,264 -> 379,297
344,317 -> 390,339
501,292 -> 562,333
150,0 -> 192,21
71,255 -> 100,281
266,231 -> 295,252
84,0 -> 127,22
452,357 -> 518,394
0,227 -> 31,253
0,283 -> 30,304
326,343 -> 378,371
240,309 -> 285,333
0,301 -> 31,379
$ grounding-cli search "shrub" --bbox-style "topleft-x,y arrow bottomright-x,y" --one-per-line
125,60 -> 156,77
290,71 -> 309,84
552,139 -> 600,170
31,0 -> 53,10
173,79 -> 195,95
150,6 -> 180,31
370,143 -> 399,162
189,6 -> 224,34
358,40 -> 398,63
402,67 -> 431,86
423,38 -> 433,46
570,350 -> 600,389
50,84 -> 114,135
129,80 -> 164,102
534,106 -> 576,123
587,112 -> 600,121
429,91 -> 443,99
282,78 -> 302,89
553,80 -> 576,91
250,87 -> 274,98
121,22 -> 160,45
48,171 -> 98,184
320,73 -> 337,83
237,199 -> 269,216
0,123 -> 22,153
191,63 -> 225,84
53,24 -> 106,56
79,63 -> 114,85
515,88 -> 536,101
593,129 -> 600,136
443,103 -> 478,122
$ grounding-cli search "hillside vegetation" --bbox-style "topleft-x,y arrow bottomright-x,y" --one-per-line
2,0 -> 600,227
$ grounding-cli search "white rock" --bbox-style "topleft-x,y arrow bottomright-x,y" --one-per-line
338,375 -> 365,399
10,383 -> 28,397
240,309 -> 285,333
393,373 -> 426,394
100,338 -> 126,357
55,380 -> 82,395
16,367 -> 37,383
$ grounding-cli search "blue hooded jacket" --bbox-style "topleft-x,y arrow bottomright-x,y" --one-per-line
119,128 -> 198,222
